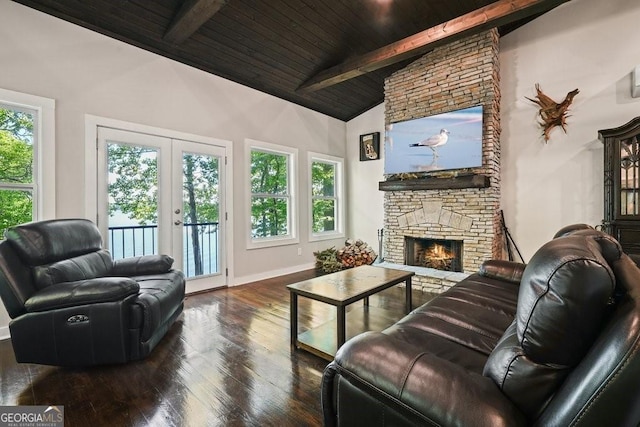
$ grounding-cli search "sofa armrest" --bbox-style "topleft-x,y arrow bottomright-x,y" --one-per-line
479,259 -> 526,284
24,277 -> 139,312
328,332 -> 526,426
628,254 -> 640,268
111,254 -> 174,276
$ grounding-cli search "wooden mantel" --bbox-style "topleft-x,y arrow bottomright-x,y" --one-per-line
378,174 -> 490,191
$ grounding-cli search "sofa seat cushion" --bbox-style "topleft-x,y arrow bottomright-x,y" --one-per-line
332,330 -> 526,426
375,327 -> 492,373
333,272 -> 520,394
389,273 -> 519,362
129,270 -> 185,341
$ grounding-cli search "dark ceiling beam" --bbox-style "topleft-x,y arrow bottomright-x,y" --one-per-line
163,0 -> 228,44
298,0 -> 570,93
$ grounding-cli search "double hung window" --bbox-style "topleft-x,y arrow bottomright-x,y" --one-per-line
247,139 -> 298,248
0,89 -> 54,237
309,152 -> 344,240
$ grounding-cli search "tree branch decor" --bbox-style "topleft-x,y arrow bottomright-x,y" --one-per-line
526,83 -> 579,142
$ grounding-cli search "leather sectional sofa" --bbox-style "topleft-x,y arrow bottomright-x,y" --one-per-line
322,225 -> 640,426
0,218 -> 185,366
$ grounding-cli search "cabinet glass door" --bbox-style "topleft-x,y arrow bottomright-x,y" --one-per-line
620,136 -> 640,215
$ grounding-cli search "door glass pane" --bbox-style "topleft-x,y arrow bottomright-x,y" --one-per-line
620,136 -> 640,215
182,152 -> 219,278
107,143 -> 159,258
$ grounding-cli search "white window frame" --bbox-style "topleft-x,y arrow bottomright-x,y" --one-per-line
0,88 -> 55,224
246,138 -> 298,249
308,151 -> 345,242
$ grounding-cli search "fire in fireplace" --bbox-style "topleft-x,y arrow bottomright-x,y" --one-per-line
404,236 -> 463,272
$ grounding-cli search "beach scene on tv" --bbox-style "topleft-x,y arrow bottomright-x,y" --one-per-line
384,105 -> 483,174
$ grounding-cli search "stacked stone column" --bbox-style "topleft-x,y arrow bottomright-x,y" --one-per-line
383,29 -> 502,293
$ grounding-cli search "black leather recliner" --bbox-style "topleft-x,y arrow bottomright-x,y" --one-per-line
0,218 -> 186,366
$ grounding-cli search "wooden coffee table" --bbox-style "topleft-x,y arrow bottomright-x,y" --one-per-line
287,265 -> 414,361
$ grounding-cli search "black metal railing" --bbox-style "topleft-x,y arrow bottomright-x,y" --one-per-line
109,224 -> 157,259
108,222 -> 219,277
183,222 -> 219,277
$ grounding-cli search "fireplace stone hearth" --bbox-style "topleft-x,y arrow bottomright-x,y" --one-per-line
376,261 -> 469,293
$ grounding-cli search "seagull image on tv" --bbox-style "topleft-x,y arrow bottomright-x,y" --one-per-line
409,129 -> 450,156
384,105 -> 483,174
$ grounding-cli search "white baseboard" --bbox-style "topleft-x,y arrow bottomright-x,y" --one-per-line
232,262 -> 316,286
0,325 -> 10,341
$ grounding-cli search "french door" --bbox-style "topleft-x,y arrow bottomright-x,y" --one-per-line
97,127 -> 227,292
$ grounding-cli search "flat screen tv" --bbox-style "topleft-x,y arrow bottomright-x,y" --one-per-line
384,105 -> 483,174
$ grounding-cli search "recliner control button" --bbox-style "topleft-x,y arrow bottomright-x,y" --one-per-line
67,314 -> 89,324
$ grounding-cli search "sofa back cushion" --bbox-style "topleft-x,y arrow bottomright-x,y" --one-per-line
5,219 -> 111,291
6,218 -> 103,266
552,223 -> 594,238
0,241 -> 37,318
517,235 -> 616,364
484,233 -> 617,420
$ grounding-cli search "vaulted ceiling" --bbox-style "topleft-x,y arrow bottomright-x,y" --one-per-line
13,0 -> 569,121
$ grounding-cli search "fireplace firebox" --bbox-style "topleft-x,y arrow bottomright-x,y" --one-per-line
404,236 -> 463,272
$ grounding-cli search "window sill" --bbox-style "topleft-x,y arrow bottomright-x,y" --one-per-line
309,231 -> 345,243
247,235 -> 300,250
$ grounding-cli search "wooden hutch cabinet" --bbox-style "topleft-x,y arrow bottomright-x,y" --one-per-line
600,117 -> 640,254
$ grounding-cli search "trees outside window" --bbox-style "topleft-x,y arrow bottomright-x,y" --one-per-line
0,106 -> 35,237
107,143 -> 219,276
247,140 -> 298,248
181,152 -> 220,276
107,143 -> 159,228
311,160 -> 336,233
309,152 -> 344,241
250,150 -> 290,238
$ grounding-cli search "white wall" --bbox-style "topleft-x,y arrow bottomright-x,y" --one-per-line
345,104 -> 385,253
346,0 -> 640,263
0,0 -> 346,321
500,0 -> 640,260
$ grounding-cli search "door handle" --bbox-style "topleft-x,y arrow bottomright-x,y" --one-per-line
174,220 -> 183,225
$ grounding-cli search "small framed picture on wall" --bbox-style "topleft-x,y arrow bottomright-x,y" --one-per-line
360,132 -> 380,161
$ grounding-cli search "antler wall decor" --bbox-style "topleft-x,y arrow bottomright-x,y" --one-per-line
526,83 -> 579,142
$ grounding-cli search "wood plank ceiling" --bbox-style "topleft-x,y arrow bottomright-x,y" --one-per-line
12,0 -> 569,121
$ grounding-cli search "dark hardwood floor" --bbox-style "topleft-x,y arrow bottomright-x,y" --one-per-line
0,269 -> 433,426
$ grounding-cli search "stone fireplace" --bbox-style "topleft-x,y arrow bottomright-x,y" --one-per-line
381,29 -> 503,293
